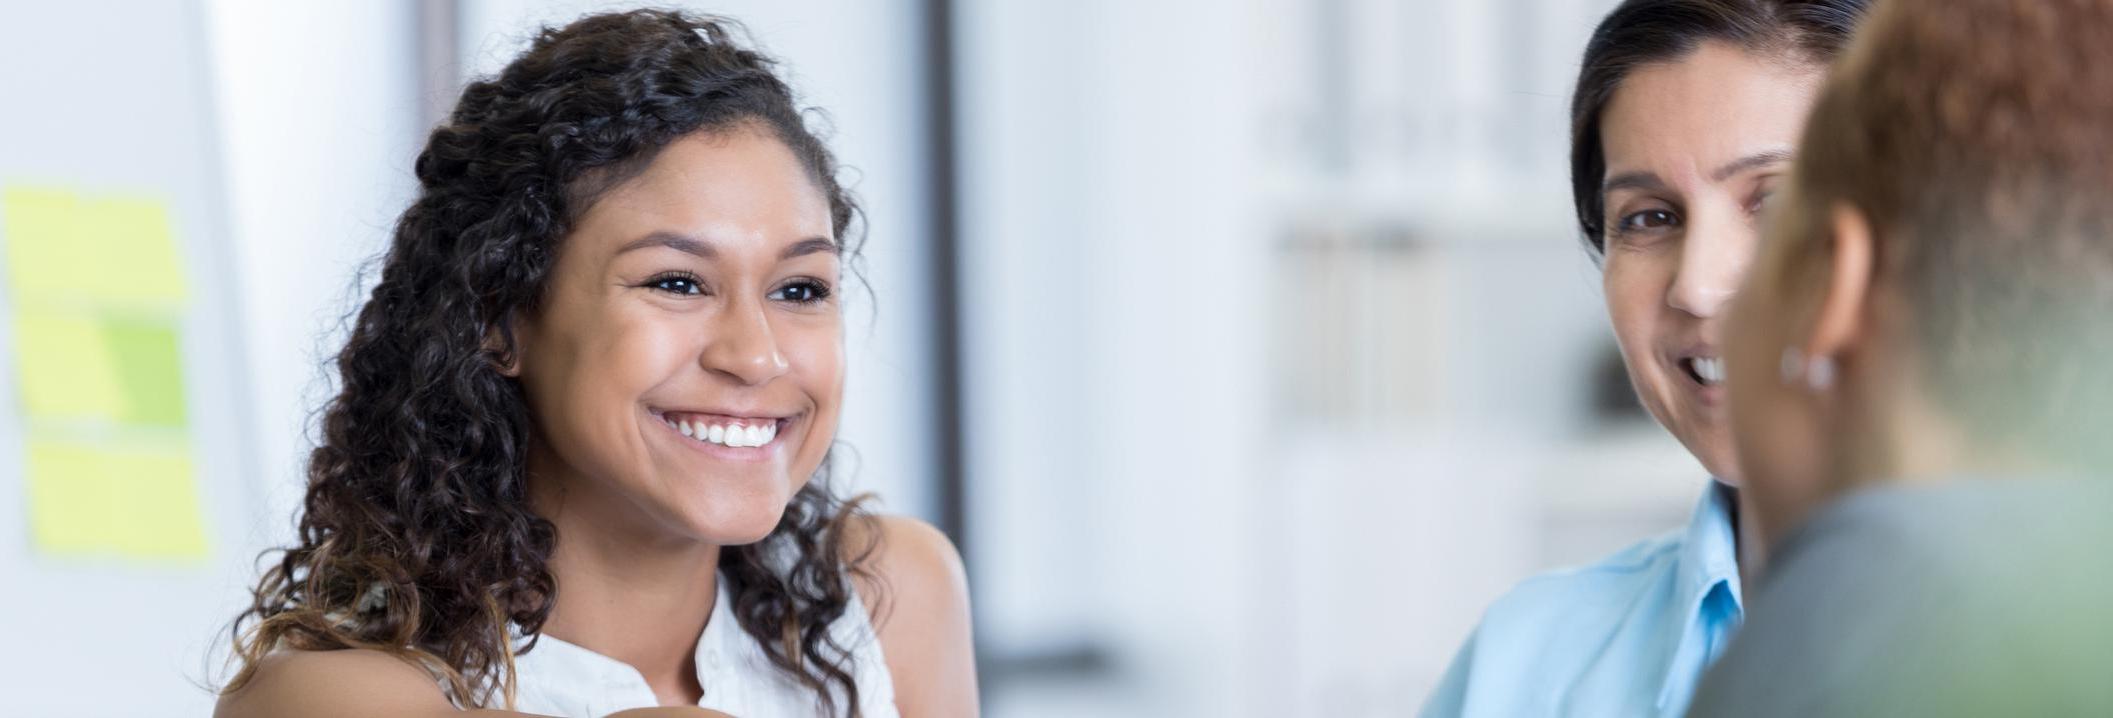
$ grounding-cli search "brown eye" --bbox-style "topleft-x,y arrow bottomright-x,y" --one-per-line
1619,209 -> 1680,232
644,273 -> 705,295
768,279 -> 832,304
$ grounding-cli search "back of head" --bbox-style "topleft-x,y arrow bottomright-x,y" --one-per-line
1792,0 -> 2113,468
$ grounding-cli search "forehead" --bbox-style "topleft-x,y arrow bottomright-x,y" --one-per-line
573,126 -> 834,249
1600,42 -> 1824,181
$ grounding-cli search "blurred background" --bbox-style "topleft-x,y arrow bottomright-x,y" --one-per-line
0,0 -> 1709,715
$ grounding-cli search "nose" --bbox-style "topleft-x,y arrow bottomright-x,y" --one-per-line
1667,209 -> 1754,319
700,298 -> 790,386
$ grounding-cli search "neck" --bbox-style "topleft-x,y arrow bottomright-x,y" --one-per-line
1850,407 -> 2078,491
1731,485 -> 1767,589
1838,374 -> 1991,492
531,468 -> 721,706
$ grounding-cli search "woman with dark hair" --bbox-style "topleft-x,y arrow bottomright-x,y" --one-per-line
1422,2 -> 1867,716
214,10 -> 975,718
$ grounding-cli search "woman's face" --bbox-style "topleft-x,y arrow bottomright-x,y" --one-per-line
512,126 -> 844,545
1597,42 -> 1823,484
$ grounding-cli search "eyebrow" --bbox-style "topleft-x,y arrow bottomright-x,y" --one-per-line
617,231 -> 716,259
1601,149 -> 1799,196
615,232 -> 840,261
779,237 -> 841,260
1709,149 -> 1795,182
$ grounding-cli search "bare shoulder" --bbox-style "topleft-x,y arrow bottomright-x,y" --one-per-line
842,513 -> 979,714
216,647 -> 460,718
844,514 -> 969,627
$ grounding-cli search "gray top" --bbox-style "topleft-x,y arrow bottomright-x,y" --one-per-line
1688,478 -> 2113,717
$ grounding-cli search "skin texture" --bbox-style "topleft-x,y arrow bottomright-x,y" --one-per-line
217,127 -> 977,717
1596,41 -> 1824,488
1725,192 -> 1963,545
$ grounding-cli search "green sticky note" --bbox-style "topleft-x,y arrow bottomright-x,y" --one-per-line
101,317 -> 187,427
2,186 -> 187,307
12,309 -> 186,427
25,438 -> 208,561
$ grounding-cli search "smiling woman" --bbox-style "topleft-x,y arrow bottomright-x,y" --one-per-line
1421,2 -> 1869,717
213,10 -> 975,718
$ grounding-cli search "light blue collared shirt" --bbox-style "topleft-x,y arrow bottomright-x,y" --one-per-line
1421,481 -> 1745,718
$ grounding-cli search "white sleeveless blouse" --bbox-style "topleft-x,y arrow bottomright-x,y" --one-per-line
509,575 -> 897,717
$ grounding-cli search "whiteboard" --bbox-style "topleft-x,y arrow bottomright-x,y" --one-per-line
0,1 -> 256,714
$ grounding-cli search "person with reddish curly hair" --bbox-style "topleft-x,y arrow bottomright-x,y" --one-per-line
1695,0 -> 2113,713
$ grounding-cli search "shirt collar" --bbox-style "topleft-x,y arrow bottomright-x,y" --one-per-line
1655,479 -> 1746,709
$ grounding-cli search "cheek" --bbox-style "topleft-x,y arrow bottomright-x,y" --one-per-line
1603,254 -> 1672,364
782,318 -> 844,395
568,312 -> 697,405
527,308 -> 701,461
783,321 -> 845,458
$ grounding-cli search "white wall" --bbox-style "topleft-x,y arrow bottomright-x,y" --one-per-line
206,0 -> 427,572
0,2 -> 421,715
963,1 -> 1702,715
958,0 -> 1280,714
201,1 -> 428,714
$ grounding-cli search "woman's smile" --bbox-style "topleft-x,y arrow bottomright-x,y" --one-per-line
1668,345 -> 1728,406
648,407 -> 801,463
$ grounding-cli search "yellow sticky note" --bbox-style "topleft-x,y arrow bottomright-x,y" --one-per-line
13,309 -> 128,423
25,438 -> 207,561
82,194 -> 188,305
2,186 -> 89,300
2,186 -> 187,307
12,309 -> 186,427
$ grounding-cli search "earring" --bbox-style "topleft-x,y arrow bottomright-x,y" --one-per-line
1780,347 -> 1836,392
1805,354 -> 1836,392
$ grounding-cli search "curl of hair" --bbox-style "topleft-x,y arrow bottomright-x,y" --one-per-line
222,10 -> 878,715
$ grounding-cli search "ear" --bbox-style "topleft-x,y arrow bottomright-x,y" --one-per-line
484,314 -> 525,378
1805,202 -> 1876,361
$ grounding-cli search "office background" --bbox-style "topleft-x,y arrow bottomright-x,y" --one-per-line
0,1 -> 1703,715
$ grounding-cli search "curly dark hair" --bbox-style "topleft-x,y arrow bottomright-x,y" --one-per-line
223,9 -> 879,714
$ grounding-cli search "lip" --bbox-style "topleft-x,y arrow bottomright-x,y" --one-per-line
647,407 -> 799,463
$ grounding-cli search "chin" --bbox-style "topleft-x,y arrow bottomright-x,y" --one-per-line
1697,453 -> 1742,486
1669,424 -> 1741,485
676,492 -> 793,546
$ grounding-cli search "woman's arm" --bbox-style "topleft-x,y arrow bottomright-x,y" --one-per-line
214,648 -> 732,718
853,515 -> 979,716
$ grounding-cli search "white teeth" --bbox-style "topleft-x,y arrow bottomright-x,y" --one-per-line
1694,357 -> 1726,385
664,414 -> 781,448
